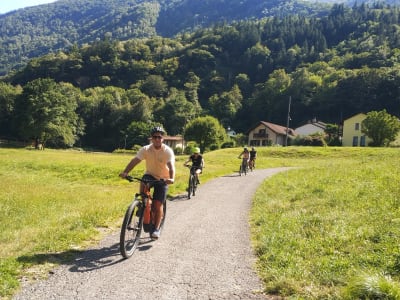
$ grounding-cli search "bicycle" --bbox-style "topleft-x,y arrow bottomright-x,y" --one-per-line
239,158 -> 248,176
249,158 -> 255,171
185,165 -> 198,199
120,175 -> 167,259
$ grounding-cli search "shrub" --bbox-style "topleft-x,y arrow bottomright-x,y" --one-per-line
342,273 -> 400,300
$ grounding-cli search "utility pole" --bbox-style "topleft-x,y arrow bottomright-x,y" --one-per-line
285,96 -> 291,146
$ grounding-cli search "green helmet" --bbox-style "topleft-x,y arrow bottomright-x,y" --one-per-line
193,147 -> 201,154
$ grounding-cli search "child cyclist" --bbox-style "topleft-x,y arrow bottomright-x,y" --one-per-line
184,147 -> 204,184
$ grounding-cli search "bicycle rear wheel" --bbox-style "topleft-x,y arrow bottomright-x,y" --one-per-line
120,199 -> 143,258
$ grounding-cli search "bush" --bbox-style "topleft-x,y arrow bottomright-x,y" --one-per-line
221,140 -> 236,148
173,146 -> 182,155
184,142 -> 197,155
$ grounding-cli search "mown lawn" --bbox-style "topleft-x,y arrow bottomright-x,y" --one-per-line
1,147 -> 400,299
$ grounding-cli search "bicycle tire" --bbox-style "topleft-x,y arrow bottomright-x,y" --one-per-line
120,199 -> 143,259
242,161 -> 247,176
188,174 -> 194,199
192,175 -> 197,196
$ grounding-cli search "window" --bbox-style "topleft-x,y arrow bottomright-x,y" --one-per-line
352,136 -> 358,146
250,140 -> 259,146
360,136 -> 366,146
355,123 -> 360,130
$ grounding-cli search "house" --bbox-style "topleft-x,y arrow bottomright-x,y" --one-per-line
295,118 -> 326,136
226,126 -> 237,137
247,121 -> 297,146
342,113 -> 372,146
149,135 -> 186,150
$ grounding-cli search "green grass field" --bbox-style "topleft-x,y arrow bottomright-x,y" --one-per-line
1,146 -> 400,299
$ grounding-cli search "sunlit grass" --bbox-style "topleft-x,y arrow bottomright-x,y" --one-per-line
251,147 -> 400,298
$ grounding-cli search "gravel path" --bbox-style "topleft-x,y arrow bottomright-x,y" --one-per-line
14,167 -> 291,300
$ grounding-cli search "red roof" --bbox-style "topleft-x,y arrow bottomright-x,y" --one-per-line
248,121 -> 296,136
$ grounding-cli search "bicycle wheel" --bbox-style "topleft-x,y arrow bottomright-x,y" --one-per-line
187,174 -> 194,199
120,199 -> 143,258
239,164 -> 242,176
242,162 -> 247,176
192,175 -> 197,196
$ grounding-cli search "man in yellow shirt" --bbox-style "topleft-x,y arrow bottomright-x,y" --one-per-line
119,126 -> 175,239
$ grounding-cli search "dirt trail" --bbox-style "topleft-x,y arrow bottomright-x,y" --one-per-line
14,167 -> 291,300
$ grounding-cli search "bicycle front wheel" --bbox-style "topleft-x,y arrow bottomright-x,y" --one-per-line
188,174 -> 194,199
120,199 -> 143,259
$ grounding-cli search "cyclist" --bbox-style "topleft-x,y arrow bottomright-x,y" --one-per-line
184,147 -> 204,184
249,147 -> 257,169
238,147 -> 250,171
119,126 -> 175,240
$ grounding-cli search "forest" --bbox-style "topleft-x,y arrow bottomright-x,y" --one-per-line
1,3 -> 400,151
0,0 -> 330,75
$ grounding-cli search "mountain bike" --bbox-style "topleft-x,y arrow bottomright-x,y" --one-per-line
120,176 -> 167,259
239,158 -> 248,176
249,158 -> 255,171
185,165 -> 198,199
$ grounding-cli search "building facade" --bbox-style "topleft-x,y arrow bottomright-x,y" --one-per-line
342,113 -> 371,146
247,121 -> 296,146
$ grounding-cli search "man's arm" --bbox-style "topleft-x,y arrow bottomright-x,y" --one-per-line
119,157 -> 141,178
166,161 -> 175,184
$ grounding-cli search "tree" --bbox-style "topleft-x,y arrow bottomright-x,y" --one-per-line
156,88 -> 196,135
14,79 -> 82,148
184,116 -> 227,151
124,121 -> 152,148
361,110 -> 400,146
208,84 -> 243,126
0,82 -> 22,138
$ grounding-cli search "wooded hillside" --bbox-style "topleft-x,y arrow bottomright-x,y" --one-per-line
1,4 -> 400,151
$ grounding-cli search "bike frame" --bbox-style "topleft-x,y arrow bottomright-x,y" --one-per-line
186,165 -> 198,199
119,176 -> 166,258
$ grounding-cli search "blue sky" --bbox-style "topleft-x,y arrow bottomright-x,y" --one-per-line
0,0 -> 57,14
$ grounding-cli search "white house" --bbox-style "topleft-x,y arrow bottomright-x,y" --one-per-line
295,119 -> 326,136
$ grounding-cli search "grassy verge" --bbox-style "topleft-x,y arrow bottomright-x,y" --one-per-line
1,147 -> 400,299
251,147 -> 400,299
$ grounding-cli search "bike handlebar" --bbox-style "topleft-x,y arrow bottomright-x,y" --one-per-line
124,175 -> 165,184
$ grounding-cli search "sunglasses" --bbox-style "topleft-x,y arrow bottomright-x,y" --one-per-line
152,135 -> 163,139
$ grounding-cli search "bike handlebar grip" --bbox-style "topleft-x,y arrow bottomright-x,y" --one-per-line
125,175 -> 134,182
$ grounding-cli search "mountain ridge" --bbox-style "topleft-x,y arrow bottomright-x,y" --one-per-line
0,0 -> 333,75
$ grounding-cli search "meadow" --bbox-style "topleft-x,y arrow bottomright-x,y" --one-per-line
1,146 -> 400,299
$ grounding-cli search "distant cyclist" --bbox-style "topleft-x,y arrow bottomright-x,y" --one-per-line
184,147 -> 204,184
238,147 -> 250,170
249,147 -> 257,169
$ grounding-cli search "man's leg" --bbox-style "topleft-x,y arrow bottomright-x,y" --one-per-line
151,182 -> 168,239
153,200 -> 163,229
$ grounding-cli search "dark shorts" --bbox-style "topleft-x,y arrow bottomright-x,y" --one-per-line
190,166 -> 202,174
142,174 -> 168,203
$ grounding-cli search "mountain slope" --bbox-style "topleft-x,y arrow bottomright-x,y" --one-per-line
0,0 -> 331,75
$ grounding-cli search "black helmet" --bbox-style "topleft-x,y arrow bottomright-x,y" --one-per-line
150,126 -> 165,136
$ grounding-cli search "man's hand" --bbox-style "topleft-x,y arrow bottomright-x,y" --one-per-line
165,178 -> 174,184
119,172 -> 128,178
